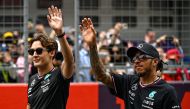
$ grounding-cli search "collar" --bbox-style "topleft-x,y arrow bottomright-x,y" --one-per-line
140,76 -> 161,88
37,67 -> 55,79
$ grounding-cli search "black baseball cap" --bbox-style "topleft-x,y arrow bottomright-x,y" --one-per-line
127,43 -> 160,61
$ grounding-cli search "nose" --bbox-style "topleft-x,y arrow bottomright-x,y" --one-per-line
33,51 -> 38,56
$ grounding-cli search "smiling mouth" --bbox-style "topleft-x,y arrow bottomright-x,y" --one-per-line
135,65 -> 143,68
136,67 -> 142,70
33,59 -> 40,62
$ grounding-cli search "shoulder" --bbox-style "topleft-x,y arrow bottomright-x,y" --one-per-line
51,67 -> 62,78
29,74 -> 37,82
53,67 -> 71,81
158,79 -> 176,94
28,74 -> 38,87
53,67 -> 61,73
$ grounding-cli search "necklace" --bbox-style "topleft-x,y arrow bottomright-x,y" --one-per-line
140,76 -> 160,87
37,67 -> 55,79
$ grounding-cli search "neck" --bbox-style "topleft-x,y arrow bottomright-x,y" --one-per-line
37,64 -> 54,76
140,71 -> 158,85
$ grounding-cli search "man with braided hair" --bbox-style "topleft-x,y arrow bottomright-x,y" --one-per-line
80,18 -> 181,109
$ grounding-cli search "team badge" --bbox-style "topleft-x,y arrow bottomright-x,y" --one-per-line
149,91 -> 157,98
137,44 -> 143,49
131,83 -> 138,91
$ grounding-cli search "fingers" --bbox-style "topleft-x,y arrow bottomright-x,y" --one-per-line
58,9 -> 62,17
79,25 -> 83,32
48,5 -> 61,17
48,7 -> 53,18
54,7 -> 58,16
82,18 -> 88,28
81,18 -> 94,29
47,15 -> 51,23
51,5 -> 56,16
87,18 -> 93,28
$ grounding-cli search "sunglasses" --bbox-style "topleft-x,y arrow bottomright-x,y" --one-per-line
28,48 -> 47,56
131,54 -> 154,63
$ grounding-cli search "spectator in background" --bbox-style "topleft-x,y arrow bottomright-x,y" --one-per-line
156,35 -> 188,79
109,44 -> 125,66
0,52 -> 17,83
3,31 -> 15,44
166,48 -> 183,65
77,41 -> 92,82
15,39 -> 32,82
13,29 -> 22,39
107,28 -> 122,46
7,43 -> 17,55
156,47 -> 167,62
5,52 -> 17,81
114,22 -> 123,33
53,51 -> 64,68
114,22 -> 128,36
16,39 -> 26,82
144,29 -> 156,46
156,35 -> 183,53
12,30 -> 21,44
67,27 -> 76,43
99,46 -> 111,66
28,19 -> 34,31
34,19 -> 47,35
28,19 -> 35,39
163,48 -> 184,81
97,31 -> 108,50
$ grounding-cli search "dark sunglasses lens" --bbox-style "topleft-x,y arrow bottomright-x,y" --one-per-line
139,55 -> 144,59
132,55 -> 144,63
131,57 -> 136,63
28,49 -> 34,55
36,48 -> 43,55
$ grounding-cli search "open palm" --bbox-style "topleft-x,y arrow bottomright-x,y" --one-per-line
80,18 -> 96,45
47,6 -> 63,32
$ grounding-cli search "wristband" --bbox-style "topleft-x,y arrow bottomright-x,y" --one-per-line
57,32 -> 65,38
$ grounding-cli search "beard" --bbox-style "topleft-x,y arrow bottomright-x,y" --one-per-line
136,67 -> 152,77
137,72 -> 146,77
135,61 -> 153,77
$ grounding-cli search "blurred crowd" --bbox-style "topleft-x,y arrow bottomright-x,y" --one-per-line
0,19 -> 189,83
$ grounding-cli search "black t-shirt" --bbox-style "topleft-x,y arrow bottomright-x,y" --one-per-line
28,68 -> 70,109
110,73 -> 181,109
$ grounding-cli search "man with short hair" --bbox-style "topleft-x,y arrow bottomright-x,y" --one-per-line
80,18 -> 181,109
27,6 -> 74,109
144,29 -> 156,46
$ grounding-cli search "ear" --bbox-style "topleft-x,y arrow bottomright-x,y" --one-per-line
49,50 -> 56,57
153,59 -> 159,66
